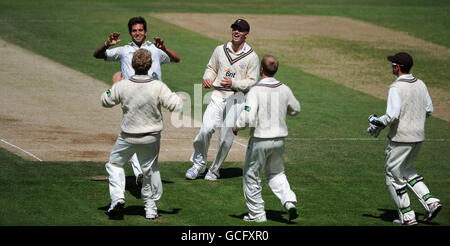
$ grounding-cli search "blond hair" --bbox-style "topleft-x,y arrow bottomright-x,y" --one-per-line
261,54 -> 278,77
132,49 -> 152,75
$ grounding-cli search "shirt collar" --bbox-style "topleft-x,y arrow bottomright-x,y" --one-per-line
259,77 -> 278,83
396,74 -> 414,80
226,41 -> 250,55
131,75 -> 152,80
130,40 -> 152,48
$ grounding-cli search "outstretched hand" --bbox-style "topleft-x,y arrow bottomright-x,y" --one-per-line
153,37 -> 166,50
106,32 -> 121,46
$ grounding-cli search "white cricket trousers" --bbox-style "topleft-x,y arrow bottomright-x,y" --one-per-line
191,93 -> 244,176
243,137 -> 297,219
384,140 -> 439,222
105,133 -> 162,213
130,153 -> 143,177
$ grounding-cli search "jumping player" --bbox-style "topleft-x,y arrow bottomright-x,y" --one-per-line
186,19 -> 259,181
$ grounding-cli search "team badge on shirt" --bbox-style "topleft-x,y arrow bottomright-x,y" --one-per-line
106,89 -> 111,97
152,72 -> 159,80
239,62 -> 247,70
244,105 -> 251,112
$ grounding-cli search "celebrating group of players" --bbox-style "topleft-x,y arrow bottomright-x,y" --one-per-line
94,16 -> 441,225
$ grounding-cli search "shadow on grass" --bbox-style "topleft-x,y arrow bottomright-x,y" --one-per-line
220,167 -> 242,179
98,205 -> 181,220
362,208 -> 439,225
182,167 -> 242,181
125,176 -> 174,199
230,210 -> 297,225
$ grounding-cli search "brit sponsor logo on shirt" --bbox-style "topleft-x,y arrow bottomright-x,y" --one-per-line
224,69 -> 236,78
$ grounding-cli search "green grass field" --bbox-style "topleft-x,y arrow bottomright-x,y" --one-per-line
0,0 -> 449,228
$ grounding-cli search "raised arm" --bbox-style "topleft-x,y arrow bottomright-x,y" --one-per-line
93,32 -> 121,59
153,37 -> 180,63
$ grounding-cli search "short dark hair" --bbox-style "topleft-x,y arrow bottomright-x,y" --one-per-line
132,49 -> 152,75
261,55 -> 279,77
128,16 -> 147,33
400,65 -> 411,74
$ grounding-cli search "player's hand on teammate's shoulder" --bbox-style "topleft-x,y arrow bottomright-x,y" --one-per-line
106,32 -> 121,46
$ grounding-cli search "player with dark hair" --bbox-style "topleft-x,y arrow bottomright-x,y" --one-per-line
94,16 -> 180,186
367,52 -> 442,225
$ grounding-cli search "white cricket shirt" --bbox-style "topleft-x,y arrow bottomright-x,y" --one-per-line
236,77 -> 301,138
203,41 -> 259,99
380,74 -> 433,142
106,41 -> 171,80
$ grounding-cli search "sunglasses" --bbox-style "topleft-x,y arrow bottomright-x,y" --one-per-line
392,63 -> 403,68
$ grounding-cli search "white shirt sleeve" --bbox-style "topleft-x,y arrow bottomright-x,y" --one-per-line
203,46 -> 220,81
105,46 -> 123,62
379,87 -> 401,125
287,89 -> 301,116
425,89 -> 433,117
101,83 -> 121,108
159,49 -> 171,64
236,89 -> 258,130
159,82 -> 184,112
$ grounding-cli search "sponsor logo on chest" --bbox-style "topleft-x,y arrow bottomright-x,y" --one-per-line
224,69 -> 236,78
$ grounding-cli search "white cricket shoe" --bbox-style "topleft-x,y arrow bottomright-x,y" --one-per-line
243,214 -> 267,223
204,171 -> 218,181
424,202 -> 442,222
145,210 -> 159,220
393,218 -> 418,226
186,164 -> 206,180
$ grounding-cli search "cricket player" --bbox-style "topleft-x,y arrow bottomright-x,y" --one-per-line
186,19 -> 259,181
233,55 -> 300,222
101,49 -> 184,220
94,16 -> 181,186
367,52 -> 442,225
